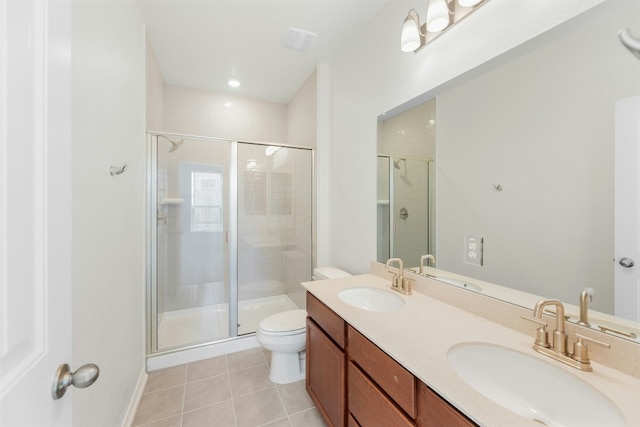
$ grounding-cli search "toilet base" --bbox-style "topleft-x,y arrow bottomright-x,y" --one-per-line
269,350 -> 306,384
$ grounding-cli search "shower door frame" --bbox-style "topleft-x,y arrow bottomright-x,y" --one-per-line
146,131 -> 316,356
377,154 -> 435,263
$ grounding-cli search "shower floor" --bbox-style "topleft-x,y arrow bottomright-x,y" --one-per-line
157,294 -> 299,350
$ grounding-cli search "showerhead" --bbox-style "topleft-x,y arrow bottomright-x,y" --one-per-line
157,134 -> 184,153
394,158 -> 406,169
168,139 -> 184,152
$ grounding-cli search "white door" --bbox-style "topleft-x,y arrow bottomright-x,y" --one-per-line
614,95 -> 640,322
0,1 -> 74,425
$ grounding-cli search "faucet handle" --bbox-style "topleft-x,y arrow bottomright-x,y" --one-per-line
572,333 -> 610,364
521,316 -> 550,348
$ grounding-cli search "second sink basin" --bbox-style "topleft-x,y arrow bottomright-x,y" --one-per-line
338,287 -> 405,311
447,342 -> 625,427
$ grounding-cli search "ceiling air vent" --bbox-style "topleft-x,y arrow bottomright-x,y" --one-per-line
280,28 -> 318,52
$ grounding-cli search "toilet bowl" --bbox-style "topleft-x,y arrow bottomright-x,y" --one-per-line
256,309 -> 307,384
256,266 -> 352,384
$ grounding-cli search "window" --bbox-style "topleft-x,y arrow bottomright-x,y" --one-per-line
191,171 -> 223,232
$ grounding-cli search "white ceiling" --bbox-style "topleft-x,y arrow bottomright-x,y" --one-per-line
137,0 -> 389,104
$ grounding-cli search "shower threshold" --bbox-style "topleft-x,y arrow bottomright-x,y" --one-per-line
157,294 -> 299,350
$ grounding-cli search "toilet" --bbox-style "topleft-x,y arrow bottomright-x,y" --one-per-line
256,266 -> 352,384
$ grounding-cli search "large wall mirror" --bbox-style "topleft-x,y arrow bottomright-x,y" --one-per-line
378,0 -> 640,342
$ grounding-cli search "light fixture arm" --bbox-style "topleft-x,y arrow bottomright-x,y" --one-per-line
407,9 -> 426,37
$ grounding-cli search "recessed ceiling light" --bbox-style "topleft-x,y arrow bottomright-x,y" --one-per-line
228,79 -> 240,88
224,102 -> 233,107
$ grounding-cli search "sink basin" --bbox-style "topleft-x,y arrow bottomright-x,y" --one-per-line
436,277 -> 482,293
447,343 -> 625,427
338,287 -> 405,311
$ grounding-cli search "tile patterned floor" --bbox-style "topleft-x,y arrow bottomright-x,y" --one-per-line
132,348 -> 327,427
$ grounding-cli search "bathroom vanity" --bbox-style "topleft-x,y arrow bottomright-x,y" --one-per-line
306,292 -> 474,426
302,268 -> 640,427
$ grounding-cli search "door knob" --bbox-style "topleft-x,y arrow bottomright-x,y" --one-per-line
619,257 -> 635,268
52,363 -> 100,400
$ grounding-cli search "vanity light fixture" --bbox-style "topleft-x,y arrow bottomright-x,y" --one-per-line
401,0 -> 488,53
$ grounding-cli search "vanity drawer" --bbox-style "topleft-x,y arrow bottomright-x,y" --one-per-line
416,382 -> 477,427
307,292 -> 346,349
347,325 -> 417,418
348,362 -> 415,427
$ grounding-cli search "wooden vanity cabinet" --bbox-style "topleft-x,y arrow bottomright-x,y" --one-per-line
306,293 -> 347,427
306,292 -> 477,427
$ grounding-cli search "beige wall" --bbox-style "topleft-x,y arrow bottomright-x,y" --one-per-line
146,35 -> 164,131
287,70 -> 318,147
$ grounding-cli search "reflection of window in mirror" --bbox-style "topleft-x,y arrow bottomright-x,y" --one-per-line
242,171 -> 267,215
271,172 -> 292,215
190,170 -> 223,232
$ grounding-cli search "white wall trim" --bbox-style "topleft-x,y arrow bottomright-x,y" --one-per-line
121,368 -> 148,427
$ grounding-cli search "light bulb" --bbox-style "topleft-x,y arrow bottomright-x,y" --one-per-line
426,0 -> 450,33
401,13 -> 422,52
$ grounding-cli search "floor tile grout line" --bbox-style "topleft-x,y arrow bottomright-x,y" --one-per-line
225,355 -> 240,427
179,363 -> 188,427
272,381 -> 294,425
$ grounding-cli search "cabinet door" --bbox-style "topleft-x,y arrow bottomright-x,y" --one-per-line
306,318 -> 346,427
416,382 -> 477,427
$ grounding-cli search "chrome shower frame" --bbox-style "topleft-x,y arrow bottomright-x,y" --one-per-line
145,131 -> 316,357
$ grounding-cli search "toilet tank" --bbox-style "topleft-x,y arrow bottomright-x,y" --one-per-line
313,266 -> 352,280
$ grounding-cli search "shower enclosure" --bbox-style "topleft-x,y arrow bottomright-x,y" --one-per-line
377,155 -> 435,264
148,133 -> 313,353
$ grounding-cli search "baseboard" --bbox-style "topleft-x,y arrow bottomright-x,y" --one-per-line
121,367 -> 148,427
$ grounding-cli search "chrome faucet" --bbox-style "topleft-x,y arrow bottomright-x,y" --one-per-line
578,287 -> 594,326
385,258 -> 412,295
418,254 -> 436,274
523,298 -> 610,371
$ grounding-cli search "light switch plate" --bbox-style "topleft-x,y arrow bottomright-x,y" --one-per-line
464,236 -> 483,266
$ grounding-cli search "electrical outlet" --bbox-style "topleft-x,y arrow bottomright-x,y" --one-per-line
464,236 -> 483,266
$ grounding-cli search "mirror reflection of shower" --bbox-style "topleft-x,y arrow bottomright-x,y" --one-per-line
377,155 -> 434,264
394,158 -> 406,173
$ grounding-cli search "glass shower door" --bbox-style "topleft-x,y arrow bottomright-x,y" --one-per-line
236,143 -> 313,335
152,134 -> 233,351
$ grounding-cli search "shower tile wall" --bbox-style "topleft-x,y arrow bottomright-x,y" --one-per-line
162,85 -> 288,144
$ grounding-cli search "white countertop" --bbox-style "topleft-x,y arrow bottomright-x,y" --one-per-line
302,274 -> 640,427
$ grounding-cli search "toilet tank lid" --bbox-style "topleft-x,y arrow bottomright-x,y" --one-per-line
259,309 -> 307,332
314,266 -> 352,280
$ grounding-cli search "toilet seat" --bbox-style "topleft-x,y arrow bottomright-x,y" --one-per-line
258,309 -> 306,334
